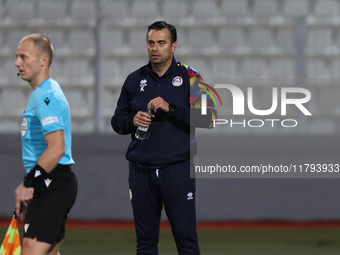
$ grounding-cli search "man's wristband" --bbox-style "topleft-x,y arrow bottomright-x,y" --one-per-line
23,164 -> 48,188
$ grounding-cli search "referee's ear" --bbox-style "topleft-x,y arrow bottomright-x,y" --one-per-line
40,54 -> 49,68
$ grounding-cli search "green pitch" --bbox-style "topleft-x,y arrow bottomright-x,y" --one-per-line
1,228 -> 340,255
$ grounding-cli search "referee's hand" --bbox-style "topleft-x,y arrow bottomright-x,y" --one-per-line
15,182 -> 33,220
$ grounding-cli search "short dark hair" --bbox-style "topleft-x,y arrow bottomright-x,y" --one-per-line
147,21 -> 177,44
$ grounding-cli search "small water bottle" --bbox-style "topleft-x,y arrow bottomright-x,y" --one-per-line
135,107 -> 153,140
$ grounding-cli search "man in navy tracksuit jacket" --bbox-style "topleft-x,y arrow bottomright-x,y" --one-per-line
111,21 -> 216,255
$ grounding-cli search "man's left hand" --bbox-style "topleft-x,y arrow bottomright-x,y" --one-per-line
148,97 -> 169,113
15,183 -> 34,221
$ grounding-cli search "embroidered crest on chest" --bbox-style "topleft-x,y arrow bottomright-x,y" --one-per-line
139,79 -> 147,92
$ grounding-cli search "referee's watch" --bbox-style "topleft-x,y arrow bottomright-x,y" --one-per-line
167,103 -> 177,116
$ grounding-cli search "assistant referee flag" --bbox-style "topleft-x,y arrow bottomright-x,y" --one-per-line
0,216 -> 21,255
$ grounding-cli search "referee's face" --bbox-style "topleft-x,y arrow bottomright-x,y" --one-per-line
147,28 -> 177,69
15,39 -> 43,84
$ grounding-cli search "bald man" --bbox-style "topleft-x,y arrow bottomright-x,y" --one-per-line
14,34 -> 77,255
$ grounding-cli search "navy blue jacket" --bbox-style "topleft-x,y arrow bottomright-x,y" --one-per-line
111,58 -> 215,168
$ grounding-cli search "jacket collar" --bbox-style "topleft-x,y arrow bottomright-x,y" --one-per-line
146,56 -> 177,79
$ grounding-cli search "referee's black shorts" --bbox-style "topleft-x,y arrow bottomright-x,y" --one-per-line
24,164 -> 78,244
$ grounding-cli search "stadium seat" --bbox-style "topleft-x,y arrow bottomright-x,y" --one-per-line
72,118 -> 95,133
187,30 -> 214,53
253,0 -> 279,17
307,29 -> 335,54
131,1 -> 158,20
7,0 -> 35,22
192,1 -> 218,19
318,89 -> 340,113
283,0 -> 309,16
70,0 -> 96,21
314,0 -> 339,16
162,1 -> 189,21
221,0 -> 248,18
277,29 -> 294,54
38,30 -> 69,55
0,30 -> 4,53
0,89 -> 27,116
330,60 -> 340,78
50,60 -> 67,86
103,29 -> 125,55
1,0 -> 340,136
0,1 -> 5,20
248,28 -> 275,52
69,30 -> 95,55
38,0 -> 68,22
63,89 -> 93,117
102,0 -> 128,20
211,59 -> 238,79
64,60 -> 95,86
103,59 -> 123,87
218,28 -> 247,53
104,89 -> 120,117
269,59 -> 295,79
121,58 -> 148,79
241,58 -> 267,78
307,60 -> 329,78
6,29 -> 31,53
0,60 -> 9,86
129,29 -> 148,55
175,28 -> 190,55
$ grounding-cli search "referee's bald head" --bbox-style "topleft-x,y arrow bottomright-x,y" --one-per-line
19,33 -> 54,67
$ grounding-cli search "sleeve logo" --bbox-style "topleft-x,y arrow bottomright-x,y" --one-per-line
41,116 -> 59,126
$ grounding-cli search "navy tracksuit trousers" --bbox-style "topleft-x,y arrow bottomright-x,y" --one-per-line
129,159 -> 201,255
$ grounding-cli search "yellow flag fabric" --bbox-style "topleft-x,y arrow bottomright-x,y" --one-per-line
0,218 -> 21,255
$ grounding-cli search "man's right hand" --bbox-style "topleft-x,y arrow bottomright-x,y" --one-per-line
15,182 -> 34,220
133,111 -> 152,127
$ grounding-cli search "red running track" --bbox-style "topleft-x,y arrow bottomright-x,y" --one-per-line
1,219 -> 340,230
